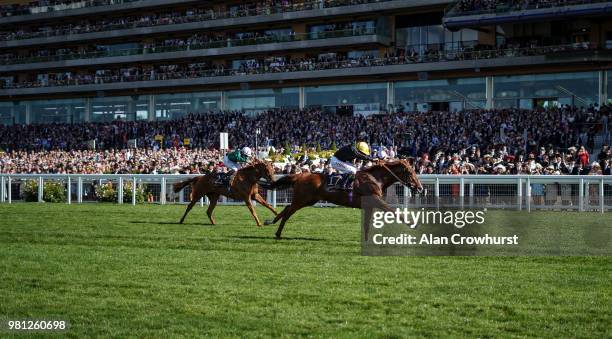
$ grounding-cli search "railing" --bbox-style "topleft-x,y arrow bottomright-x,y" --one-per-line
0,28 -> 377,66
0,0 -> 393,41
0,0 -> 139,18
445,0 -> 612,17
1,174 -> 610,213
0,42 -> 594,90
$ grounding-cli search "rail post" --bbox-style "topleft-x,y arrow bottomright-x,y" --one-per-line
272,189 -> 277,209
38,176 -> 44,203
1,175 -> 5,203
526,176 -> 531,213
118,177 -> 124,204
469,182 -> 474,209
600,177 -> 605,214
435,177 -> 440,209
459,177 -> 465,210
160,177 -> 167,205
517,177 -> 522,211
403,185 -> 409,208
132,177 -> 137,206
77,177 -> 83,203
67,176 -> 71,204
579,178 -> 584,212
7,176 -> 11,204
179,188 -> 184,203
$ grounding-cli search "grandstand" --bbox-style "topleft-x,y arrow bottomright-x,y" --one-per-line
0,0 -> 610,177
0,0 -> 610,122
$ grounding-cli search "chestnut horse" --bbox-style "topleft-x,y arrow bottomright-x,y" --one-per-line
173,160 -> 277,226
265,159 -> 423,240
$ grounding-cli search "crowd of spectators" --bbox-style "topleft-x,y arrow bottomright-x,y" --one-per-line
453,0 -> 603,14
0,0 -> 136,18
0,21 -> 376,66
1,106 -> 609,175
0,0 -> 385,40
0,41 -> 594,89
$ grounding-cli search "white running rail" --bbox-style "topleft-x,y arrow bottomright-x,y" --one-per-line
0,174 -> 610,213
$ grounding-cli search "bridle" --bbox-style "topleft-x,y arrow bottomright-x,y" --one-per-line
381,163 -> 412,188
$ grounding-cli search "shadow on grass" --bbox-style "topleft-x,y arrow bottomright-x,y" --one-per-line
228,235 -> 327,242
129,220 -> 212,226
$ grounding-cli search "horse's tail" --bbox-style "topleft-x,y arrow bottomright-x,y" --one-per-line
269,174 -> 299,190
173,177 -> 198,193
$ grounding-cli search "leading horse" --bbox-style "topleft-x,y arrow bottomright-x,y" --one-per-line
173,159 -> 277,227
265,159 -> 423,239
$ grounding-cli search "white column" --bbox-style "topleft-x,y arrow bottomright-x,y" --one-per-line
220,91 -> 228,111
299,86 -> 306,109
127,98 -> 136,121
148,95 -> 156,121
25,102 -> 31,124
83,97 -> 91,122
600,70 -> 608,106
386,81 -> 394,112
485,76 -> 494,109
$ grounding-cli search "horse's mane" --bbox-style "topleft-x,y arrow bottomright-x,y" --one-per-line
362,159 -> 411,173
238,159 -> 269,171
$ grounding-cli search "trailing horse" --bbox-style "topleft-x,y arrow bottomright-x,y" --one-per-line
265,159 -> 423,240
173,159 -> 277,227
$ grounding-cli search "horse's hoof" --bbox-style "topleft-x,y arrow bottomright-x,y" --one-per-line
264,219 -> 274,226
275,234 -> 282,240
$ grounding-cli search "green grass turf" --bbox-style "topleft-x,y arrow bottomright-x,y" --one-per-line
0,203 -> 610,338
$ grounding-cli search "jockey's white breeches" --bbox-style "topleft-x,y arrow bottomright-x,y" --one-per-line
330,156 -> 358,174
223,155 -> 241,171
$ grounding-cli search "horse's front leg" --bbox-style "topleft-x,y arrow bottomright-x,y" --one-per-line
253,192 -> 277,216
244,197 -> 262,227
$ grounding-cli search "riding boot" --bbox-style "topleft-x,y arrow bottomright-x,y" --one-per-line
342,174 -> 355,190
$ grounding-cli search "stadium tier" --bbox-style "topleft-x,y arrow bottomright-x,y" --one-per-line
0,0 -> 610,124
0,0 -> 610,176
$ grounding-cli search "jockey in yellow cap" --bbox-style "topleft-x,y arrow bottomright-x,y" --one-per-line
330,141 -> 372,174
328,141 -> 373,190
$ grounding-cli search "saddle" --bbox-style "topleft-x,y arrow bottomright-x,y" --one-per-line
326,173 -> 354,191
214,170 -> 236,189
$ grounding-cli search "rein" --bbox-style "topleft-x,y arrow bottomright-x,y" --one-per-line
380,163 -> 411,187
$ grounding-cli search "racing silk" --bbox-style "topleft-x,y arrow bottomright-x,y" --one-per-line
227,150 -> 248,163
333,145 -> 373,163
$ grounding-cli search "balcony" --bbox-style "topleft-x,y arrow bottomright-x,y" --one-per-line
444,0 -> 612,28
0,0 -> 199,25
0,28 -> 388,72
1,43 -> 604,97
0,0 -> 450,48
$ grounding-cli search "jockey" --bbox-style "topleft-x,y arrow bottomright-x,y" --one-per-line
330,141 -> 373,174
223,147 -> 253,171
328,141 -> 373,189
217,146 -> 253,188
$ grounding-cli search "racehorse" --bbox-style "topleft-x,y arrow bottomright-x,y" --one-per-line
173,159 -> 277,227
265,159 -> 423,240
